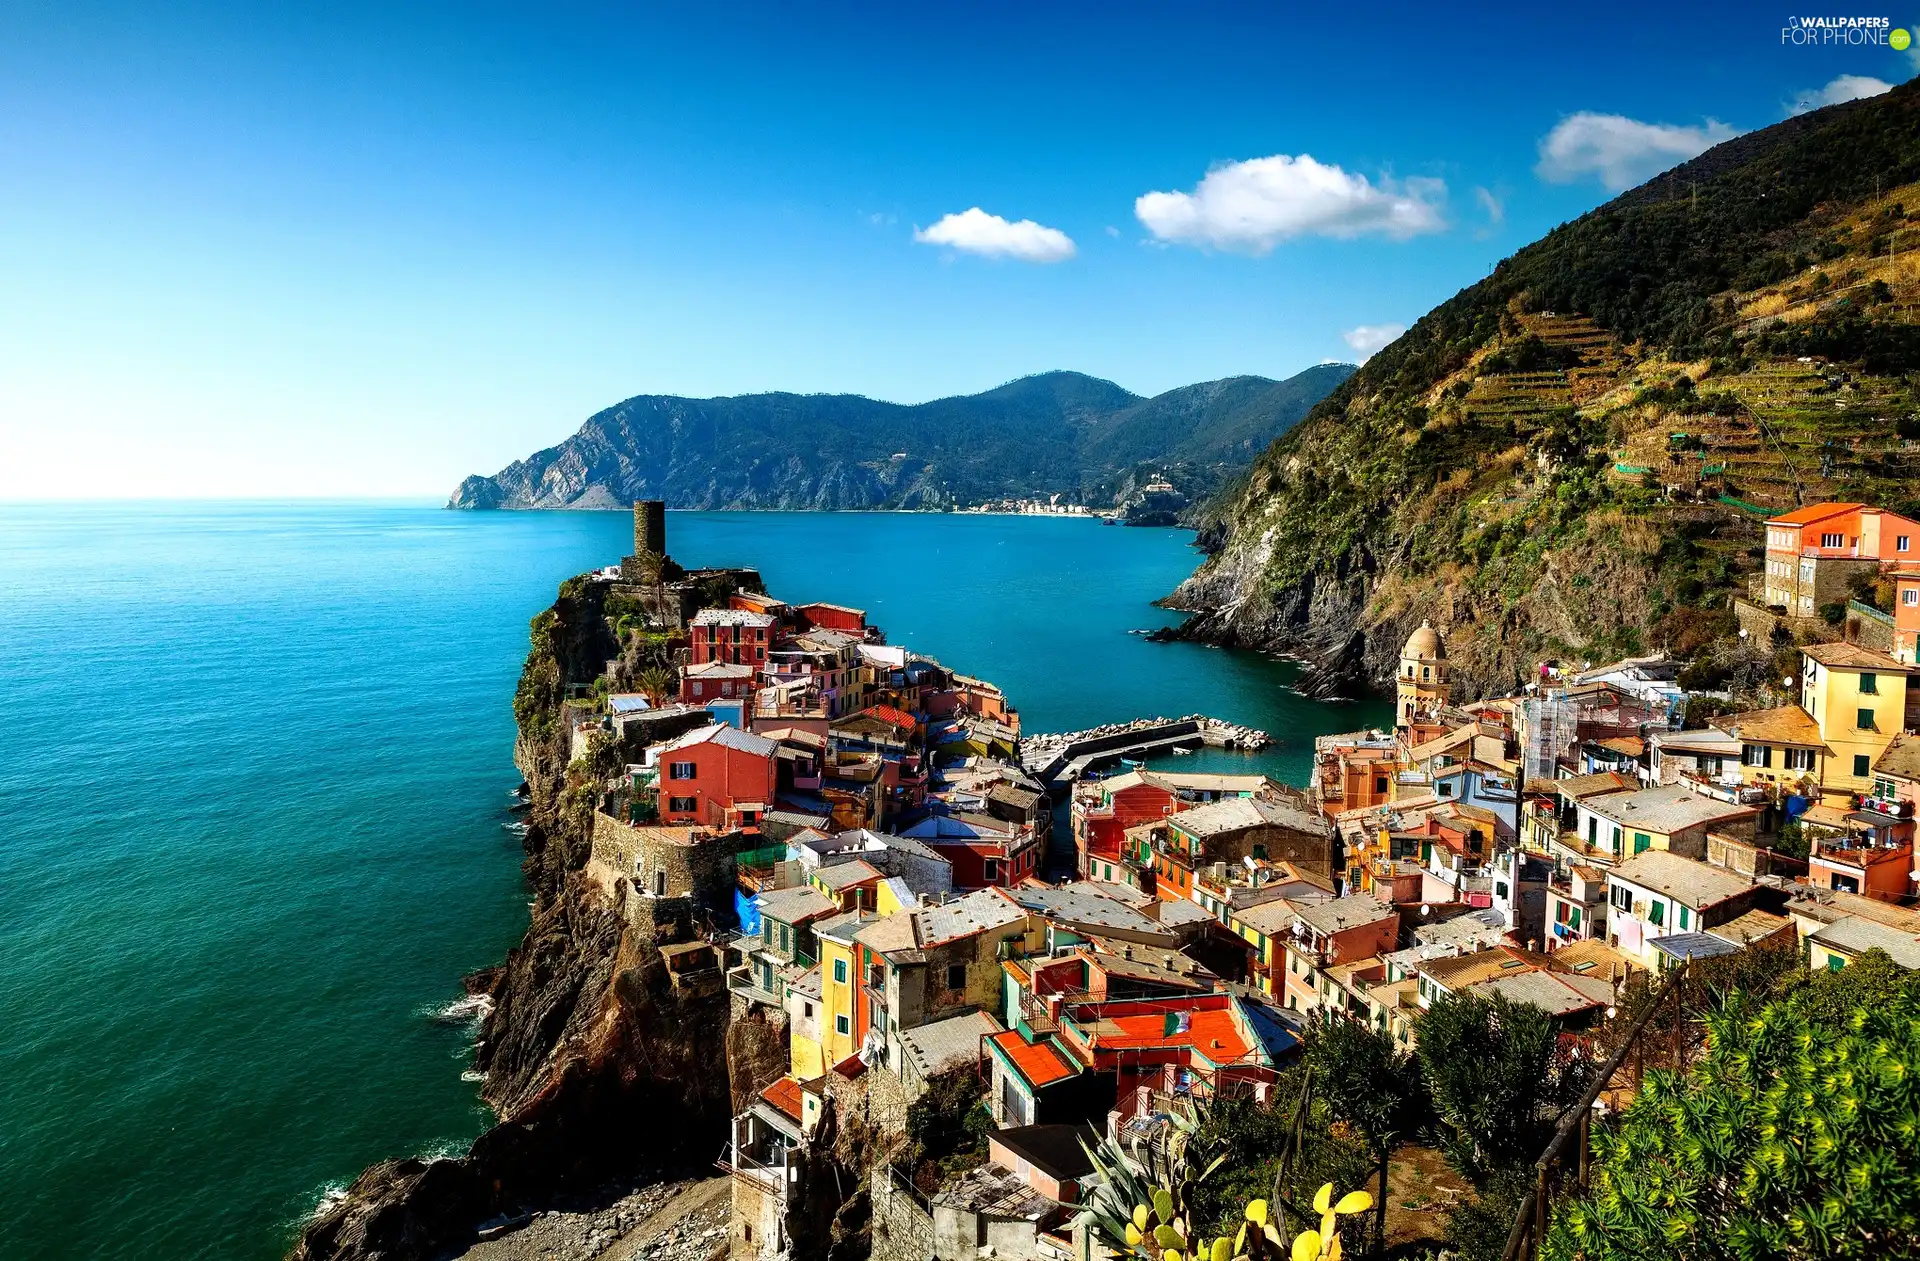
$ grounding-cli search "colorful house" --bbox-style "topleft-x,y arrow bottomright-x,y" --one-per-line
689,608 -> 777,667
655,723 -> 778,828
1762,502 -> 1920,616
1604,851 -> 1765,970
1566,784 -> 1760,864
682,660 -> 757,705
1798,642 -> 1914,800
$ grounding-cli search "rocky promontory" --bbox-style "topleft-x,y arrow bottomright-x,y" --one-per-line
292,579 -> 786,1261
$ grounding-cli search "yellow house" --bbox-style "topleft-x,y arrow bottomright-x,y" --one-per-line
1710,706 -> 1832,794
814,910 -> 874,1069
1800,643 -> 1914,800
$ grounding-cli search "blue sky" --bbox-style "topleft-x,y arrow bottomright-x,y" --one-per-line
1,1 -> 1914,498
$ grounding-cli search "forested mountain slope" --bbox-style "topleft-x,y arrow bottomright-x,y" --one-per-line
449,365 -> 1354,513
1168,81 -> 1920,699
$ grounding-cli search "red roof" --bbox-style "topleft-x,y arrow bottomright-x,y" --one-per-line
759,1076 -> 804,1122
1090,1007 -> 1252,1064
988,1030 -> 1079,1088
1767,502 -> 1864,526
859,704 -> 918,732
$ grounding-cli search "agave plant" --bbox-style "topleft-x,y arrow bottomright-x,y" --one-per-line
1076,1108 -> 1371,1261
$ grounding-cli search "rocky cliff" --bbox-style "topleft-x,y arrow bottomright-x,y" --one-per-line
291,579 -> 786,1261
1167,85 -> 1920,701
448,366 -> 1353,514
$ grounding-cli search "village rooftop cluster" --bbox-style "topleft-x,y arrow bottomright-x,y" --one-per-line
565,501 -> 1920,1261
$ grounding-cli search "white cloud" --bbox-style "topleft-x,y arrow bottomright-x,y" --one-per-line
1105,225 -> 1121,238
1342,323 -> 1405,360
1786,74 -> 1893,116
1134,154 -> 1447,254
913,208 -> 1076,263
1535,112 -> 1740,191
1473,186 -> 1505,233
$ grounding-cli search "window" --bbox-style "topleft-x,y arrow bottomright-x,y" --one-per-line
1784,747 -> 1814,772
1374,775 -> 1388,794
802,1001 -> 814,1019
1854,754 -> 1872,778
833,958 -> 848,984
668,761 -> 697,779
982,858 -> 1000,883
1612,825 -> 1624,854
1679,905 -> 1691,930
835,1014 -> 849,1035
1648,901 -> 1665,927
1421,666 -> 1431,680
1820,532 -> 1844,548
1611,885 -> 1632,911
1495,881 -> 1510,899
1860,673 -> 1878,695
1742,744 -> 1772,768
1857,708 -> 1875,734
1828,954 -> 1846,973
946,964 -> 966,990
668,795 -> 697,813
1906,588 -> 1920,606
1569,906 -> 1581,929
780,924 -> 791,952
1897,535 -> 1911,553
1633,832 -> 1651,855
653,870 -> 667,896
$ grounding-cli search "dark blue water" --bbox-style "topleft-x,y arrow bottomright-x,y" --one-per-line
0,503 -> 1386,1259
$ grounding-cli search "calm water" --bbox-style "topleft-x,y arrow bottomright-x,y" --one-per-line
0,503 -> 1387,1260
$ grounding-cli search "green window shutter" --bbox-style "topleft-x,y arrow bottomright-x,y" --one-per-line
1633,833 -> 1651,854
1854,754 -> 1872,777
1649,902 -> 1664,927
1828,954 -> 1846,973
1569,907 -> 1581,928
1679,905 -> 1690,929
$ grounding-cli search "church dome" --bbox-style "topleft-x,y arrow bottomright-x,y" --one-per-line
1402,620 -> 1446,662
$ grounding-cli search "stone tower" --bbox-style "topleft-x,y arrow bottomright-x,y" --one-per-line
620,499 -> 669,582
633,499 -> 666,559
1395,620 -> 1450,726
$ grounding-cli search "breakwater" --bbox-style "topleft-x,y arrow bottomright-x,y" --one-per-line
1020,714 -> 1272,788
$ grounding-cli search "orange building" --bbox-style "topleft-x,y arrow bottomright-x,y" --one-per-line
1762,502 -> 1920,617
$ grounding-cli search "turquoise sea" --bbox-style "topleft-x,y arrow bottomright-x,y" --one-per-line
0,503 -> 1388,1260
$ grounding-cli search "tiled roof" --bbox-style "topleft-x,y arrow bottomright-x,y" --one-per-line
813,858 -> 883,891
1876,732 -> 1920,782
1072,999 -> 1253,1065
1583,786 -> 1759,834
756,885 -> 837,924
691,608 -> 776,627
661,722 -> 779,757
760,1076 -> 804,1122
1809,915 -> 1920,969
1705,908 -> 1792,947
987,1030 -> 1080,1088
1801,641 -> 1909,672
686,660 -> 755,678
912,888 -> 1027,946
1610,851 -> 1756,909
1767,502 -> 1864,526
1009,885 -> 1165,936
853,910 -> 919,956
856,704 -> 918,731
1291,893 -> 1396,936
1166,797 -> 1266,838
898,1009 -> 1002,1079
1472,969 -> 1610,1018
1711,705 -> 1828,750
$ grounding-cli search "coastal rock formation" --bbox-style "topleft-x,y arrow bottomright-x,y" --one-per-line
1166,84 -> 1920,700
447,366 -> 1352,515
292,581 -> 748,1261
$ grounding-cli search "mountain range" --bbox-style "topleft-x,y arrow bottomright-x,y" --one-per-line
1169,81 -> 1920,699
447,364 -> 1354,513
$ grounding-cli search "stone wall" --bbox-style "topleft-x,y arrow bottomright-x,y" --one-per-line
590,812 -> 738,919
1846,600 -> 1896,655
869,1163 -> 936,1261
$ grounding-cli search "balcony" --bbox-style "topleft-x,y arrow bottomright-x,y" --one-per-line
726,966 -> 785,1009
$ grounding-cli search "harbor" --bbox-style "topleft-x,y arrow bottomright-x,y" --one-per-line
1019,713 -> 1273,791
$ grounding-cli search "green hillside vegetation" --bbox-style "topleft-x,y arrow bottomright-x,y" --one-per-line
1179,82 -> 1920,696
450,364 -> 1354,513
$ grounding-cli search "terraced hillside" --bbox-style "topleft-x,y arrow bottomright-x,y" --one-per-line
1169,82 -> 1920,699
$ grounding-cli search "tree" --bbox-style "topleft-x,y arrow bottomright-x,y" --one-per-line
1544,987 -> 1920,1260
1416,992 -> 1579,1179
636,664 -> 676,706
1305,1015 -> 1430,1249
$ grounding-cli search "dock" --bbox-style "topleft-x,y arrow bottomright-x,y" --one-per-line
1020,715 -> 1271,792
